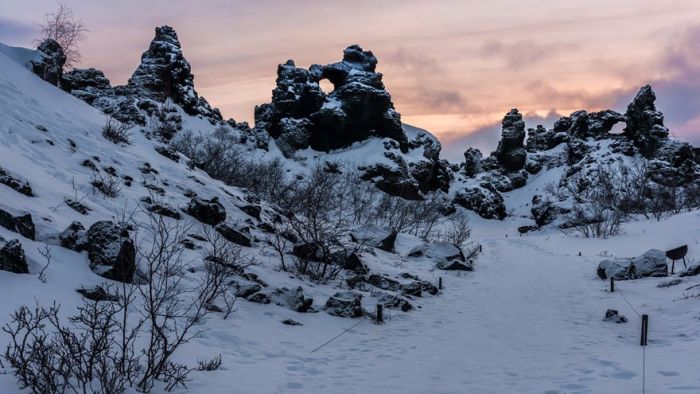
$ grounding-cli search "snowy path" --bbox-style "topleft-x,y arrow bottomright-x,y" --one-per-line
234,234 -> 700,394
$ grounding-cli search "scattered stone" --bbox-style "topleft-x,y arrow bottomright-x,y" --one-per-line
282,318 -> 303,326
215,223 -> 252,247
657,278 -> 683,288
0,167 -> 34,196
603,309 -> 627,324
185,196 -> 226,226
59,221 -> 86,250
154,145 -> 180,162
77,286 -> 119,302
408,242 -> 472,271
679,264 -> 700,278
236,283 -> 262,298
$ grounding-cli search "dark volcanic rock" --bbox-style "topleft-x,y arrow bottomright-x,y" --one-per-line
0,208 -> 35,240
185,196 -> 226,226
61,68 -> 115,106
77,286 -> 119,302
494,109 -> 527,171
526,125 -> 568,152
531,195 -> 568,227
603,309 -> 627,324
453,186 -> 507,220
30,39 -> 66,86
59,221 -> 86,250
0,167 -> 33,196
83,221 -> 136,282
463,148 -> 484,177
215,223 -> 252,247
0,240 -> 28,274
408,242 -> 472,271
126,26 -> 222,120
624,85 -> 669,156
325,291 -> 364,318
256,45 -> 408,156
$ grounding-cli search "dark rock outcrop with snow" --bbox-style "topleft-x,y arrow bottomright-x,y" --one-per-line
80,221 -> 136,283
325,291 -> 364,318
256,45 -> 406,157
30,39 -> 66,86
597,249 -> 668,280
494,109 -> 527,171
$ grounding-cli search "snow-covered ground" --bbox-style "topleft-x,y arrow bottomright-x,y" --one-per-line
1,40 -> 699,394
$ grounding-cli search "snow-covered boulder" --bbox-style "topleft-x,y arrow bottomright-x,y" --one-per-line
408,242 -> 473,271
215,223 -> 252,247
0,240 -> 28,274
61,68 -> 115,107
0,166 -> 34,196
82,221 -> 136,283
596,249 -> 668,280
350,224 -> 397,252
59,221 -> 86,250
603,309 -> 627,324
531,195 -> 568,227
325,291 -> 364,318
376,293 -> 412,312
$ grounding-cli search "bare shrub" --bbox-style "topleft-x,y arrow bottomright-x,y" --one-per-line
91,170 -> 121,198
196,355 -> 222,371
432,211 -> 472,248
36,1 -> 88,69
102,117 -> 132,145
564,203 -> 623,238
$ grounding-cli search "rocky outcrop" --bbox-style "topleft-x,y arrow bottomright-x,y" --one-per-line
494,109 -> 527,171
531,195 -> 568,227
30,39 -> 66,86
0,240 -> 28,274
215,223 -> 252,247
59,221 -> 85,250
255,45 -> 407,157
526,125 -> 567,152
463,148 -> 484,177
554,110 -> 625,140
597,249 -> 668,280
61,68 -> 115,108
0,167 -> 33,197
124,26 -> 222,121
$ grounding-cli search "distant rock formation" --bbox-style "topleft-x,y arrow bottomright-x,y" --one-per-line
255,45 -> 407,157
494,109 -> 526,171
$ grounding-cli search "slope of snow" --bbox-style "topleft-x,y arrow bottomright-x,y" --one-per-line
0,42 -> 699,394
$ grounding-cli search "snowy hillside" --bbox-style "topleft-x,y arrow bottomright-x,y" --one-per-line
0,25 -> 699,394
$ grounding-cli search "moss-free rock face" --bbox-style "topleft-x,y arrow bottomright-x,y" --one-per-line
325,291 -> 364,318
494,109 -> 527,171
30,39 -> 66,86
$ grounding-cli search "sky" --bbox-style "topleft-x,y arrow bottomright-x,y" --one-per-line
1,0 -> 699,160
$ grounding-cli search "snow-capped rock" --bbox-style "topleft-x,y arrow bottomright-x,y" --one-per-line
596,249 -> 668,280
0,240 -> 28,274
30,39 -> 66,86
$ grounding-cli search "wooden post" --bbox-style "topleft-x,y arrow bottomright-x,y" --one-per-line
376,304 -> 383,324
610,277 -> 614,293
438,277 -> 443,290
641,314 -> 648,346
479,244 -> 482,253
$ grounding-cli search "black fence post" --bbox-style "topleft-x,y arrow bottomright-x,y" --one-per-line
438,277 -> 443,290
479,244 -> 482,253
641,315 -> 648,346
376,304 -> 383,325
610,277 -> 615,293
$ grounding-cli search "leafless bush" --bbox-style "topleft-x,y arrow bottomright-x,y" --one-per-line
196,355 -> 222,371
37,245 -> 52,283
173,128 -> 287,201
102,117 -> 132,145
91,170 -> 121,198
3,288 -> 141,394
148,100 -> 180,141
432,211 -> 472,248
36,1 -> 88,69
564,203 -> 623,238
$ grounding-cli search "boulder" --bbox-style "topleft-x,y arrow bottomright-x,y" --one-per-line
247,286 -> 314,312
343,253 -> 368,273
83,221 -> 136,282
463,148 -> 484,177
0,208 -> 36,240
408,242 -> 473,271
349,224 -> 397,252
494,109 -> 527,171
30,39 -> 66,86
453,185 -> 506,220
235,283 -> 262,298
596,249 -> 668,280
0,240 -> 28,274
325,291 -> 364,318
77,286 -> 119,302
366,274 -> 403,292
185,197 -> 226,226
531,195 -> 568,227
61,68 -> 115,106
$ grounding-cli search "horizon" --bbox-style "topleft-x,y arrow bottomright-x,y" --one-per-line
1,0 -> 699,160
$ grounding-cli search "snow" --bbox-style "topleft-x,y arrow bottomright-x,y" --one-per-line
0,40 -> 699,394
